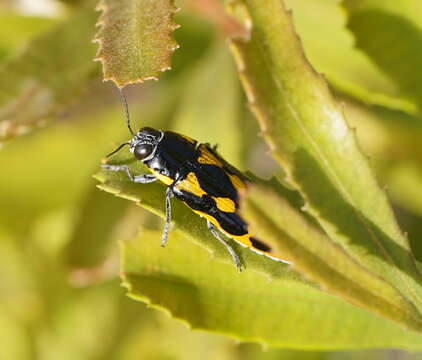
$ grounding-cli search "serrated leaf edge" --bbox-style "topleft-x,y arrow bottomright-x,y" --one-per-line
93,0 -> 180,87
228,0 -> 422,312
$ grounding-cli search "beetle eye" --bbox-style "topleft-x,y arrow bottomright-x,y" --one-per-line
134,144 -> 154,160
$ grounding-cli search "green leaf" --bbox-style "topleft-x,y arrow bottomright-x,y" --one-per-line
241,185 -> 422,332
122,229 -> 422,349
283,0 -> 416,115
94,0 -> 179,86
94,159 -> 297,278
94,156 -> 422,345
0,7 -> 99,143
228,0 -> 422,322
343,0 -> 422,112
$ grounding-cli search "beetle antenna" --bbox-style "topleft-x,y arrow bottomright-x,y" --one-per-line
105,142 -> 130,158
118,87 -> 134,136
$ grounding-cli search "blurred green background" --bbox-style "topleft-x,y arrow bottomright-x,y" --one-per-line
1,0 -> 422,358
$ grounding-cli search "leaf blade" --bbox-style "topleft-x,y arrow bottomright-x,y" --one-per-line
241,185 -> 422,332
343,0 -> 422,111
283,0 -> 417,115
94,0 -> 180,86
228,0 -> 422,318
95,162 -> 297,279
122,229 -> 422,349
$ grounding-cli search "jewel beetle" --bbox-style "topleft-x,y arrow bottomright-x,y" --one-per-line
102,90 -> 290,270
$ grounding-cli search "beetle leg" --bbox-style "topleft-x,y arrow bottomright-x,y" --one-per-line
207,220 -> 242,272
101,164 -> 157,183
161,187 -> 174,247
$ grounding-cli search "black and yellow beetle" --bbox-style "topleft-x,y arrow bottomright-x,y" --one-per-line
102,91 -> 290,270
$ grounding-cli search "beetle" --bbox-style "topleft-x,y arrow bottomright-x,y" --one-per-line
102,90 -> 290,270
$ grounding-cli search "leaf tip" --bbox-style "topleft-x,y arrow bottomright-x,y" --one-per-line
93,0 -> 180,87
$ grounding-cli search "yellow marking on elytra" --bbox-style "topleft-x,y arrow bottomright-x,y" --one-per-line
197,145 -> 223,166
192,206 -> 287,262
175,172 -> 207,197
149,169 -> 173,186
212,196 -> 236,213
228,233 -> 253,247
180,134 -> 197,144
228,174 -> 245,191
191,209 -> 253,248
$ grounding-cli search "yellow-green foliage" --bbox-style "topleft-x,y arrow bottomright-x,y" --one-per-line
2,0 -> 422,358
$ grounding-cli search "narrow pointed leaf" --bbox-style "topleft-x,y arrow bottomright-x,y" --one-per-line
284,0 -> 416,115
94,0 -> 180,86
241,185 -> 422,332
94,159 -> 297,278
343,0 -> 422,112
228,0 -> 422,318
122,229 -> 422,349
